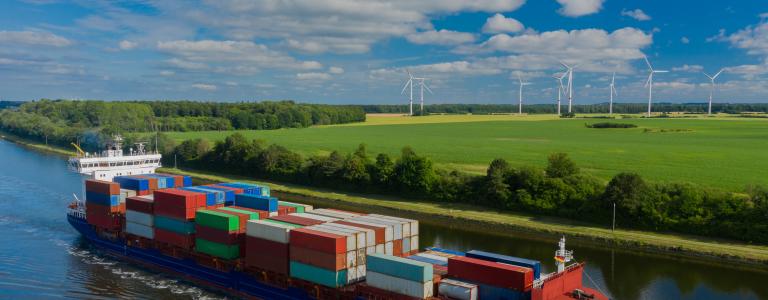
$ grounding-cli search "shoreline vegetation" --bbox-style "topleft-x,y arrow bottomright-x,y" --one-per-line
1,133 -> 767,269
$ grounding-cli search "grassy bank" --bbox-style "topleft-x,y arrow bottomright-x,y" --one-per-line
0,131 -> 74,157
159,167 -> 768,268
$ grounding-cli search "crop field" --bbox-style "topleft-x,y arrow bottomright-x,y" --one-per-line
168,114 -> 768,190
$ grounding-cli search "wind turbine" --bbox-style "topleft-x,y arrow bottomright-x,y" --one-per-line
703,69 -> 725,116
400,70 -> 415,116
609,72 -> 617,116
553,72 -> 567,115
643,55 -> 668,117
414,77 -> 433,116
560,61 -> 577,113
517,74 -> 532,115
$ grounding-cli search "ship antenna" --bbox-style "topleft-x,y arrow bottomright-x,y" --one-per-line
555,235 -> 574,273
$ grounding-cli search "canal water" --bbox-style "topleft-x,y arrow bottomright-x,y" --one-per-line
0,139 -> 764,299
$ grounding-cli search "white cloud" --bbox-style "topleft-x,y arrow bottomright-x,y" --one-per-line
159,70 -> 175,76
715,20 -> 768,56
654,81 -> 696,89
0,30 -> 72,47
157,40 -> 322,73
556,0 -> 605,17
672,64 -> 703,72
329,67 -> 345,74
297,72 -> 332,80
118,40 -> 138,50
681,36 -> 690,44
191,83 -> 217,91
406,29 -> 475,45
621,9 -> 651,21
482,14 -> 524,34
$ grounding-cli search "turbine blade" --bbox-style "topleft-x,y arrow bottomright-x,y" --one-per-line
644,74 -> 652,87
400,79 -> 411,94
655,70 -> 669,73
643,55 -> 652,70
424,83 -> 434,94
714,69 -> 725,79
703,72 -> 713,79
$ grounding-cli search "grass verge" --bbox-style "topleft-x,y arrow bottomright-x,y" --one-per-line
160,167 -> 768,268
0,131 -> 74,157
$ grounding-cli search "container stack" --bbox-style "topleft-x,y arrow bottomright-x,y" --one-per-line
182,186 -> 226,207
288,227 -> 350,287
438,278 -> 479,300
235,193 -> 278,216
152,189 -> 207,249
365,253 -> 434,299
447,256 -> 534,300
370,214 -> 419,256
84,179 -> 124,231
125,195 -> 155,239
245,219 -> 303,274
201,185 -> 237,205
194,208 -> 256,260
465,250 -> 541,280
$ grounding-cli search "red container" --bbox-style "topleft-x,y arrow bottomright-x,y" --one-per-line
155,205 -> 198,220
87,202 -> 125,214
244,236 -> 289,274
290,245 -> 346,271
86,204 -> 123,230
210,208 -> 249,230
195,225 -> 243,244
208,184 -> 244,194
269,215 -> 325,227
334,220 -> 385,245
137,190 -> 152,196
447,256 -> 534,290
85,179 -> 120,195
155,228 -> 195,249
289,228 -> 346,254
277,205 -> 296,216
154,189 -> 206,220
393,239 -> 403,256
228,206 -> 269,220
126,196 -> 154,214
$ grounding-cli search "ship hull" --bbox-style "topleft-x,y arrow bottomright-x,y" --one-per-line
67,214 -> 312,300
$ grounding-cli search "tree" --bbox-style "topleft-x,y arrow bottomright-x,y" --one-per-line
371,153 -> 394,186
482,158 -> 512,207
341,154 -> 371,184
546,152 -> 579,178
393,147 -> 436,195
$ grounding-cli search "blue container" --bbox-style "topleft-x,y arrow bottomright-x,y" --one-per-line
200,186 -> 235,203
289,261 -> 347,288
182,176 -> 193,187
235,194 -> 277,212
219,182 -> 269,196
181,187 -> 220,206
406,254 -> 446,266
425,247 -> 465,256
85,191 -> 120,206
466,250 -> 541,279
366,253 -> 432,283
144,174 -> 174,189
154,215 -> 195,234
113,176 -> 149,191
189,186 -> 226,204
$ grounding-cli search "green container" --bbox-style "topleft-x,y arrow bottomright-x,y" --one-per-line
289,261 -> 348,287
155,215 -> 195,234
278,201 -> 306,213
195,238 -> 240,259
263,219 -> 303,229
218,207 -> 260,220
196,210 -> 239,231
367,253 -> 433,283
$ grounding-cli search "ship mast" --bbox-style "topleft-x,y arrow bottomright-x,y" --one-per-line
555,236 -> 574,273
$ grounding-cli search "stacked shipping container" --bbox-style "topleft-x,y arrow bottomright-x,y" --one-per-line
152,189 -> 207,249
366,253 -> 434,299
125,195 -> 155,239
245,219 -> 302,274
84,179 -> 124,230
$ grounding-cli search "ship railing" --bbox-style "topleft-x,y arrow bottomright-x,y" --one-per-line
533,262 -> 583,289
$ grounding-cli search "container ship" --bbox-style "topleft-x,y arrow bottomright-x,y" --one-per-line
66,136 -> 608,300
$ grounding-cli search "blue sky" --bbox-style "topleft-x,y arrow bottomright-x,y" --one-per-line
1,0 -> 767,104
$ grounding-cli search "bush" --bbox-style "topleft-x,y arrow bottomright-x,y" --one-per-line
585,122 -> 638,128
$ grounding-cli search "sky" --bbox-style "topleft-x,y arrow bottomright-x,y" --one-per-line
1,0 -> 768,104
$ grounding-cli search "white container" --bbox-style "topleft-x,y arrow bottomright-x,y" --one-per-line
344,219 -> 393,242
403,237 -> 411,254
325,223 -> 375,247
385,241 -> 394,255
438,279 -> 478,300
246,220 -> 293,243
411,235 -> 419,252
354,216 -> 403,240
308,225 -> 357,251
125,210 -> 153,227
125,222 -> 154,239
414,252 -> 447,264
370,214 -> 418,236
366,271 -> 433,299
308,208 -> 359,220
278,201 -> 313,212
291,212 -> 340,223
366,246 -> 376,255
375,244 -> 385,254
268,211 -> 278,217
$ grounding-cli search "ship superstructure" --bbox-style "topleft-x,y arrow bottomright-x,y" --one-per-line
68,134 -> 161,181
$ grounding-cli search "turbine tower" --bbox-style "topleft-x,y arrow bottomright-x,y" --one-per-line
703,69 -> 725,116
553,72 -> 567,115
643,55 -> 668,117
609,72 -> 617,116
400,70 -> 415,116
517,74 -> 532,115
560,61 -> 577,113
414,77 -> 433,116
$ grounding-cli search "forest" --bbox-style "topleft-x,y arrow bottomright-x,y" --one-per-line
169,134 -> 768,244
0,99 -> 365,150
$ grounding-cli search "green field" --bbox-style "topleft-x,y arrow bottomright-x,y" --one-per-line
168,115 -> 768,190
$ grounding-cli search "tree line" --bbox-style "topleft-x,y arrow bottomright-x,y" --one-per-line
361,103 -> 768,114
0,99 -> 366,150
170,133 -> 768,244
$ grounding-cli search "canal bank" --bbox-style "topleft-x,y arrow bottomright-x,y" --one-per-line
3,133 -> 767,268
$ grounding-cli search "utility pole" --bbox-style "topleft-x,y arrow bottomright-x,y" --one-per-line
612,202 -> 616,232
174,154 -> 177,169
